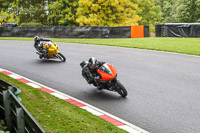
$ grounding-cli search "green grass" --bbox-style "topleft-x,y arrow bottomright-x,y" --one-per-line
0,119 -> 7,131
1,37 -> 200,56
0,73 -> 127,133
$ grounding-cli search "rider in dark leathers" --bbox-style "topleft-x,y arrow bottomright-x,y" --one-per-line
82,57 -> 105,84
34,36 -> 51,59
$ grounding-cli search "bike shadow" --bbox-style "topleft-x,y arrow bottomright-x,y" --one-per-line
36,59 -> 64,64
82,88 -> 127,100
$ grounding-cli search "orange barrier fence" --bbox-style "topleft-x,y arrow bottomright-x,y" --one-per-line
131,25 -> 149,38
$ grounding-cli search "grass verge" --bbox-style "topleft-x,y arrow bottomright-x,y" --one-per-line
1,37 -> 200,56
0,73 -> 127,133
0,119 -> 7,131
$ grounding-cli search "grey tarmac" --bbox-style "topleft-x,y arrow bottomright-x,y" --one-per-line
0,40 -> 200,133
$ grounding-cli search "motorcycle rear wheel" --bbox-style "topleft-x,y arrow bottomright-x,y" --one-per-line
57,53 -> 66,62
116,81 -> 127,97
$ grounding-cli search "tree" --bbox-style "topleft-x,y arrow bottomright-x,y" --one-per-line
156,0 -> 200,23
7,13 -> 20,23
174,0 -> 200,22
11,0 -> 48,25
0,11 -> 9,25
156,0 -> 178,23
0,9 -> 20,26
76,0 -> 141,26
48,0 -> 79,26
131,0 -> 162,26
0,0 -> 19,25
0,0 -> 14,11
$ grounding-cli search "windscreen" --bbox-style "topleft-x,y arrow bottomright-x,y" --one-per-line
99,64 -> 112,75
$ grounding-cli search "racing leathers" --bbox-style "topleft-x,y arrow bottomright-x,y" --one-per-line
34,37 -> 51,58
82,61 -> 105,84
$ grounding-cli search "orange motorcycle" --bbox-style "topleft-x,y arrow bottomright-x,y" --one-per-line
80,61 -> 127,97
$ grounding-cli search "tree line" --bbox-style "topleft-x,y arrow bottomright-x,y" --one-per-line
0,0 -> 199,28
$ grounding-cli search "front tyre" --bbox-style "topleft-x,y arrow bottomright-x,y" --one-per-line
116,81 -> 127,97
57,53 -> 66,62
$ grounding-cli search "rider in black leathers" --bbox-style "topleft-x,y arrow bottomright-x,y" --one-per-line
82,57 -> 105,84
34,36 -> 51,59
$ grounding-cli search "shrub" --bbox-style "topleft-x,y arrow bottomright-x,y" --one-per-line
0,119 -> 8,132
20,22 -> 43,27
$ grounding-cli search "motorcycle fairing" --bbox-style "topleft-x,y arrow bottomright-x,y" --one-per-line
43,42 -> 59,56
97,63 -> 117,81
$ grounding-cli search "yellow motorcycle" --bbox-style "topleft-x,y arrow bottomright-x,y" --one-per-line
36,41 -> 66,62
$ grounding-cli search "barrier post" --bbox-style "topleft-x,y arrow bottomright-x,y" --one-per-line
3,90 -> 11,130
16,107 -> 25,133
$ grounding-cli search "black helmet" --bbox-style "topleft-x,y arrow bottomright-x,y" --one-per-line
34,36 -> 40,42
88,57 -> 97,68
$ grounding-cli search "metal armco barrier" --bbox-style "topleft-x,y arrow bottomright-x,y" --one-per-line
0,79 -> 45,133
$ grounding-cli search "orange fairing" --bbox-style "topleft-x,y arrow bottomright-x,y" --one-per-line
97,63 -> 117,81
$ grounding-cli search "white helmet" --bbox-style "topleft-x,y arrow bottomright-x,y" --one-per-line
88,57 -> 97,69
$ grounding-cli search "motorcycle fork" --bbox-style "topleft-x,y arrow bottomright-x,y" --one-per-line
93,79 -> 104,89
43,49 -> 48,58
108,78 -> 117,91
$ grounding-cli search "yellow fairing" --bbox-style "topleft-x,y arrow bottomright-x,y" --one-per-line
43,43 -> 59,57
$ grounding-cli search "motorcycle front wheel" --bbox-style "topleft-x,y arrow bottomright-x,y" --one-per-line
57,53 -> 66,62
116,81 -> 127,97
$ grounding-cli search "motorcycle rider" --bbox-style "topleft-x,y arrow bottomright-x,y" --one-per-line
34,36 -> 52,59
82,57 -> 105,84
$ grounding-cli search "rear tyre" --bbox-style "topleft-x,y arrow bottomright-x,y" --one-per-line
116,81 -> 127,97
57,53 -> 66,62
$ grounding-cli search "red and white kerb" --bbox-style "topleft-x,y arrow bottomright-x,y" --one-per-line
0,68 -> 149,133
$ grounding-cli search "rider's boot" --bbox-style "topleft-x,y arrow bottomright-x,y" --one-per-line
39,53 -> 44,59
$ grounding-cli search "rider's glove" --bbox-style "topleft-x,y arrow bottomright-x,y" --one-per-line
94,76 -> 100,80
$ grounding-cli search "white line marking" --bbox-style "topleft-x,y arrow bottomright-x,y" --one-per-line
0,68 -> 150,133
8,74 -> 22,79
119,125 -> 142,133
81,106 -> 104,116
51,92 -> 70,100
26,83 -> 41,88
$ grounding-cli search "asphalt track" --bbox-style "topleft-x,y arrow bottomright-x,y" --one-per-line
1,40 -> 200,133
